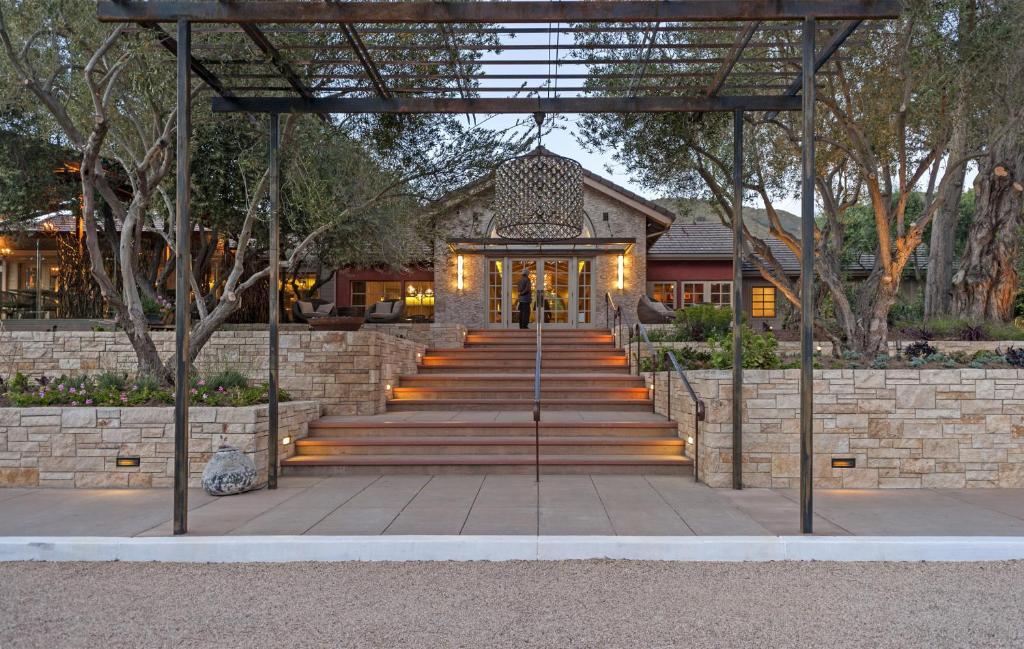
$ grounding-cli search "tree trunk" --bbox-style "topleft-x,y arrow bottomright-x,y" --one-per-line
951,134 -> 1024,320
924,107 -> 969,318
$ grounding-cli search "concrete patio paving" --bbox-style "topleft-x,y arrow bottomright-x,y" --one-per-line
2,476 -> 1024,537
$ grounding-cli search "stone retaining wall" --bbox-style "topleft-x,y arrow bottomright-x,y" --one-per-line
362,323 -> 466,349
0,329 -> 425,416
646,368 -> 1024,489
0,401 -> 321,488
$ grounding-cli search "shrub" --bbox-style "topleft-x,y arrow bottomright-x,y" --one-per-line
206,369 -> 249,391
8,372 -> 29,393
672,304 -> 733,341
982,321 -> 1024,341
904,340 -> 937,360
2,369 -> 284,408
708,327 -> 781,369
96,372 -> 128,391
1004,347 -> 1024,368
871,354 -> 890,369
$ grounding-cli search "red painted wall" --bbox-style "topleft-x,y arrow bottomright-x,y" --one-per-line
646,259 -> 734,281
334,268 -> 433,306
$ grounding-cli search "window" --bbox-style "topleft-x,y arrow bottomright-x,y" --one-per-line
403,281 -> 435,320
751,286 -> 776,318
351,280 -> 402,308
709,282 -> 732,306
681,282 -> 704,306
647,281 -> 676,308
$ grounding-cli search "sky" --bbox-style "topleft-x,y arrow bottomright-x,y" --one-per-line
470,24 -> 974,218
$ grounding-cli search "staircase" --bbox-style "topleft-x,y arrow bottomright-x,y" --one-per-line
281,328 -> 692,475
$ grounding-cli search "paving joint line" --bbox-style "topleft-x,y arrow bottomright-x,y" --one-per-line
300,475 -> 384,535
643,474 -> 698,536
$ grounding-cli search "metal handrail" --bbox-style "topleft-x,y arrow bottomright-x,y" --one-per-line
634,322 -> 707,483
532,288 -> 544,482
605,292 -> 622,348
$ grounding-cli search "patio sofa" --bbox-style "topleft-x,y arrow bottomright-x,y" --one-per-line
365,299 -> 406,324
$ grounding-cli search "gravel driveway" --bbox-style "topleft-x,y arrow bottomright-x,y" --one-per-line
2,560 -> 1022,648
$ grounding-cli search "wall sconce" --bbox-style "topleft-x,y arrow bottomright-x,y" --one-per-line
456,255 -> 464,291
831,457 -> 856,469
115,455 -> 141,468
616,254 -> 624,290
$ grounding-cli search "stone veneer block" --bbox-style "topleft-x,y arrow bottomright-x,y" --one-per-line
0,402 -> 320,489
665,368 -> 1024,489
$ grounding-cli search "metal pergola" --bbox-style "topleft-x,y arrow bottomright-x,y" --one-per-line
96,1 -> 901,535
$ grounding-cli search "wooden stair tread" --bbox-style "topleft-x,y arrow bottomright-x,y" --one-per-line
386,398 -> 652,405
309,420 -> 675,430
282,454 -> 692,466
297,436 -> 683,446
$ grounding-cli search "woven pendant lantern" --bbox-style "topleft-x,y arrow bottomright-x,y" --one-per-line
492,113 -> 584,240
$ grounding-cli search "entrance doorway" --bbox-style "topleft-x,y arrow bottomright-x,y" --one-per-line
487,256 -> 593,328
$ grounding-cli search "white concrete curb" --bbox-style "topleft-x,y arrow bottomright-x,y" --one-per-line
3,535 -> 1024,562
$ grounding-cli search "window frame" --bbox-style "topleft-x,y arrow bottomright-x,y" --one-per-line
646,281 -> 678,308
750,286 -> 776,318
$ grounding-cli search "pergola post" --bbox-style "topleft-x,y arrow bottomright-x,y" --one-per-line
799,16 -> 816,535
731,108 -> 744,490
173,18 -> 191,535
267,113 -> 281,490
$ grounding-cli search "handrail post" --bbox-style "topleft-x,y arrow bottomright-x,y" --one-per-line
534,287 -> 543,483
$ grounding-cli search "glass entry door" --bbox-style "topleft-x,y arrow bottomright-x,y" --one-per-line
486,256 -> 592,328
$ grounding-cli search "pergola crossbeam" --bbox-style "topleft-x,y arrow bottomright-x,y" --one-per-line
98,1 -> 902,24
339,24 -> 392,99
706,21 -> 760,96
211,95 -> 802,115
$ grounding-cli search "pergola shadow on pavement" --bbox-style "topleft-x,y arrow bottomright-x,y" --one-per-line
96,1 -> 902,535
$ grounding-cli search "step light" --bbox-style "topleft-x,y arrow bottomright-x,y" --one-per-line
115,455 -> 141,468
831,457 -> 856,469
281,436 -> 292,446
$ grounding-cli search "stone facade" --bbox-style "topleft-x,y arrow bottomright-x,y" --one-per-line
432,182 -> 651,329
0,401 -> 320,488
0,329 -> 426,416
362,322 -> 466,349
647,368 -> 1024,489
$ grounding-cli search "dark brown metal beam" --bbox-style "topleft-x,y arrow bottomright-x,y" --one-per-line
141,22 -> 235,98
707,21 -> 760,96
239,24 -> 315,100
763,19 -> 861,120
339,24 -> 392,99
211,95 -> 802,114
99,1 -> 903,24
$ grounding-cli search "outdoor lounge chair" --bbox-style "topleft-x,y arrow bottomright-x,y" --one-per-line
364,299 -> 406,324
292,300 -> 335,323
637,294 -> 675,324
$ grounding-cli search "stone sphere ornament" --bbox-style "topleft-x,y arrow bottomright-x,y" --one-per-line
201,445 -> 258,496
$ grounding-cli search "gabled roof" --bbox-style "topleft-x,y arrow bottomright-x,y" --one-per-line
649,219 -> 800,274
649,216 -> 928,278
431,147 -> 676,231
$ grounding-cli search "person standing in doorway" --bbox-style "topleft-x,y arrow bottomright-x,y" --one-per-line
517,268 -> 533,329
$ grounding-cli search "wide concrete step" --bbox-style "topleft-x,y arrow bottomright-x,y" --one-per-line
421,357 -> 628,370
462,341 -> 614,352
465,335 -> 615,345
392,386 -> 650,401
385,398 -> 654,412
295,436 -> 685,456
307,419 -> 678,438
424,349 -> 625,360
281,453 -> 692,476
398,373 -> 645,388
418,364 -> 629,374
